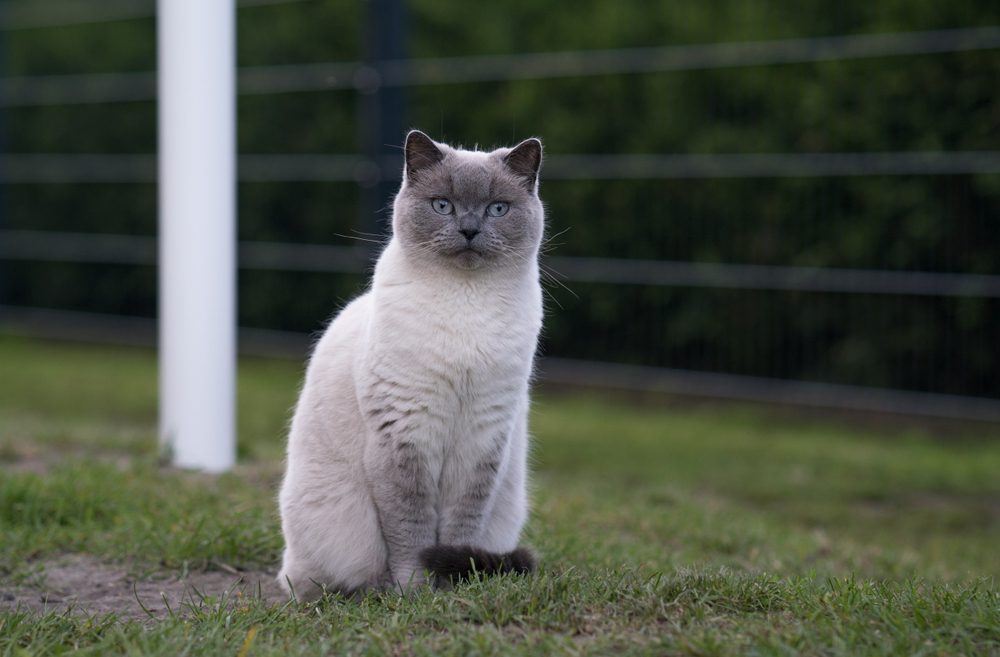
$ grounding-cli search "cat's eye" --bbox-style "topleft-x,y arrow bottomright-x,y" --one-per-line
431,198 -> 453,215
487,202 -> 509,217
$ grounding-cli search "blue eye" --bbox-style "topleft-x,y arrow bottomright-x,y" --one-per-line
432,198 -> 453,215
487,202 -> 509,217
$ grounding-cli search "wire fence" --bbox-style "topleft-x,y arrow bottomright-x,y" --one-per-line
1,9 -> 998,420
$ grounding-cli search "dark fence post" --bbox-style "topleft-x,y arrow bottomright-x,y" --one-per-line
357,0 -> 409,257
0,13 -> 7,316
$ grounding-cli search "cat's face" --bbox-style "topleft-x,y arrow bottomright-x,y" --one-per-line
392,131 -> 544,271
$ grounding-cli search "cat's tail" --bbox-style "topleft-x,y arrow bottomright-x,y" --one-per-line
419,545 -> 536,582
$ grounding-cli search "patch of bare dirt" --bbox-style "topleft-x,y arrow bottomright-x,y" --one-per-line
0,457 -> 52,475
0,556 -> 287,619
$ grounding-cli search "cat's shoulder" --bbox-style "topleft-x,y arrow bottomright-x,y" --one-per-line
330,291 -> 374,329
310,292 -> 373,359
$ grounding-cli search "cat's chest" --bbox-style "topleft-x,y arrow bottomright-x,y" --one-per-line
372,279 -> 540,369
361,280 -> 535,436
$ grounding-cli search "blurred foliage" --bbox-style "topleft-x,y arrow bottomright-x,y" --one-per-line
2,0 -> 999,396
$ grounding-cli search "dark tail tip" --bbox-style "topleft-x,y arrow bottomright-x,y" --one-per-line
419,545 -> 537,582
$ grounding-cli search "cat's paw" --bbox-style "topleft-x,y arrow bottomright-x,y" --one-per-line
419,544 -> 537,583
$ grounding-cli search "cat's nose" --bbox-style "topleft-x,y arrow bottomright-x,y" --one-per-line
458,216 -> 481,241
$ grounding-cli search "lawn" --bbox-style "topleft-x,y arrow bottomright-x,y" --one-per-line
1,334 -> 998,655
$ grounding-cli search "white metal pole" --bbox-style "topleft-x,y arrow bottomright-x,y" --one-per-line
158,0 -> 236,472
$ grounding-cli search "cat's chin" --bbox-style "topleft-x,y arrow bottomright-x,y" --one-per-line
450,248 -> 486,270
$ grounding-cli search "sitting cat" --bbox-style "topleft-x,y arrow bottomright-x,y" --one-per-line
278,130 -> 545,600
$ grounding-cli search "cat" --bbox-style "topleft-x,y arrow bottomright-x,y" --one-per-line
277,130 -> 545,600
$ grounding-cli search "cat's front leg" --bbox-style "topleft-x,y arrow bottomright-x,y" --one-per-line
437,432 -> 508,547
364,432 -> 439,593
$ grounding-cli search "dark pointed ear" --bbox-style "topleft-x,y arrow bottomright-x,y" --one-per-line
503,138 -> 543,191
404,130 -> 444,180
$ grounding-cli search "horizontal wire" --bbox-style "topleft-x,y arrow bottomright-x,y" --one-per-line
0,304 -> 312,358
538,358 -> 1000,423
1,303 -> 997,418
2,26 -> 999,106
544,256 -> 1000,298
2,230 -> 997,297
2,152 -> 1000,183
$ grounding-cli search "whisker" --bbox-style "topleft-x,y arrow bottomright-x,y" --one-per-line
542,226 -> 571,247
333,232 -> 388,246
538,261 -> 578,296
539,285 -> 564,310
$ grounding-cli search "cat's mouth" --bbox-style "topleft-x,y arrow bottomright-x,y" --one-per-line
452,245 -> 487,269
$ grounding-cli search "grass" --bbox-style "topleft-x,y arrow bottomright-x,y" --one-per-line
1,334 -> 999,655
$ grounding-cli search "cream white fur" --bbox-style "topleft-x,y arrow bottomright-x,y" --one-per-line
278,135 -> 543,600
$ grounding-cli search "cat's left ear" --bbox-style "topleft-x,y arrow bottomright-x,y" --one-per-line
503,138 -> 543,192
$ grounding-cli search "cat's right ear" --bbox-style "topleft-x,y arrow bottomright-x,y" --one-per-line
404,130 -> 444,180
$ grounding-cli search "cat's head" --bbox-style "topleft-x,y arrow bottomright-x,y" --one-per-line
391,130 -> 544,271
